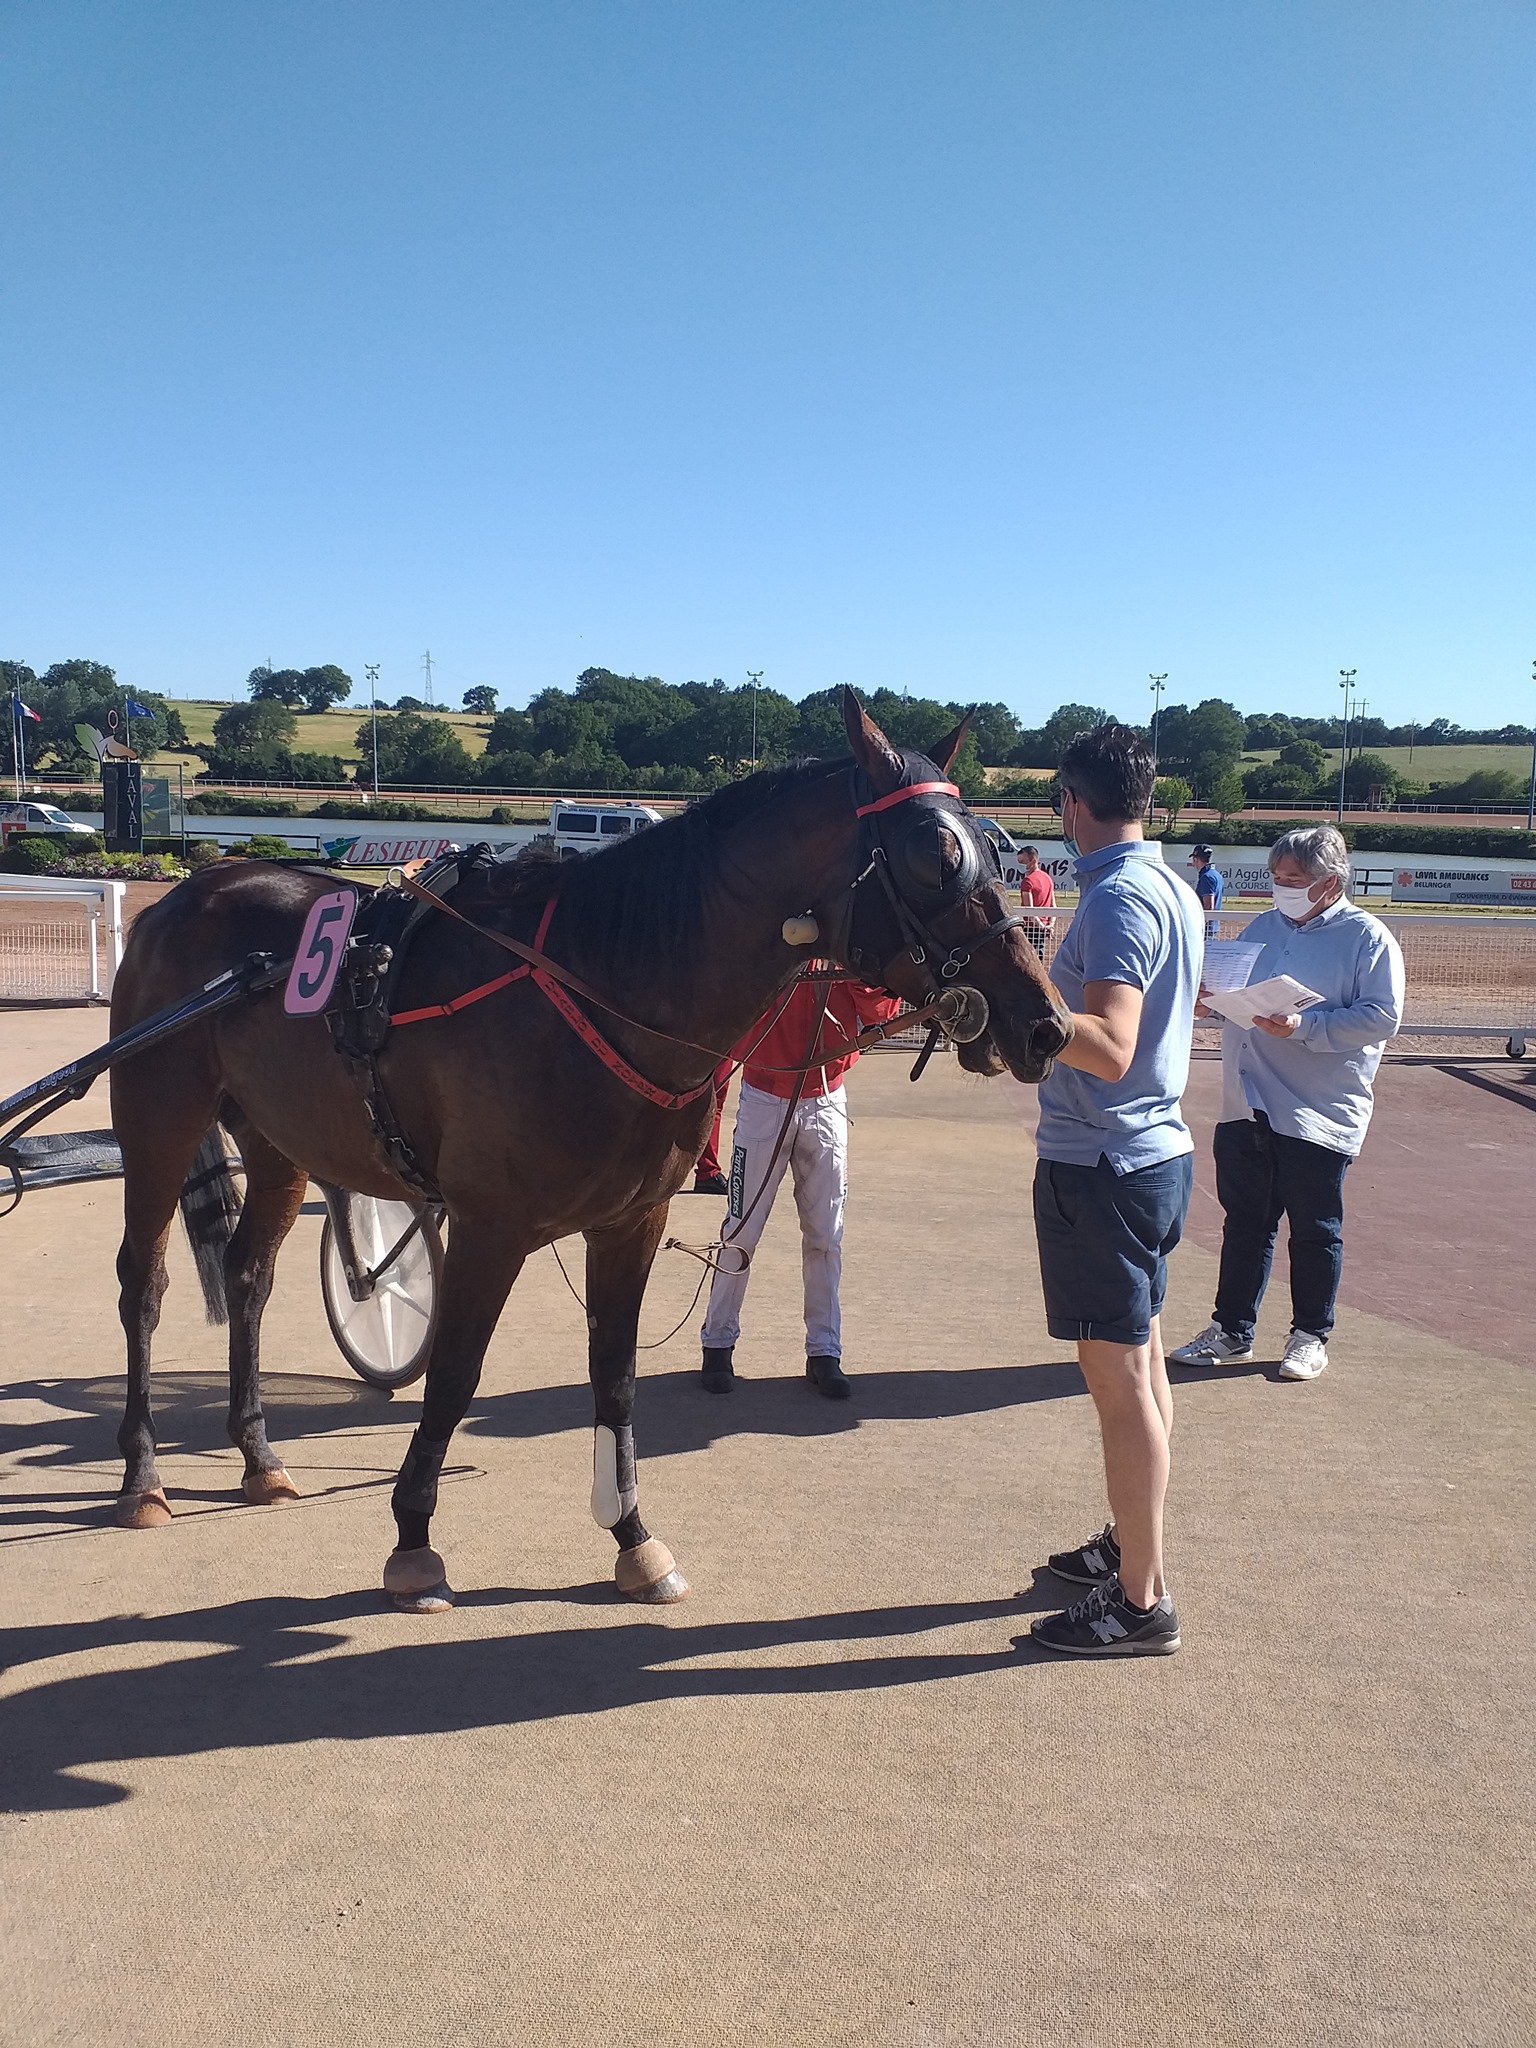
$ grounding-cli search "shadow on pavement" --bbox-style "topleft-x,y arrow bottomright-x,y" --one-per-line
4,1360 -> 1085,1479
464,1360 -> 1087,1452
1,1590 -> 1034,1813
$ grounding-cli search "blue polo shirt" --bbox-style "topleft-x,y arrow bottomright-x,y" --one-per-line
1195,862 -> 1225,913
1035,840 -> 1204,1172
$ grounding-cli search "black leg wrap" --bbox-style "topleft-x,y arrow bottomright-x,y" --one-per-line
392,1430 -> 450,1547
611,1507 -> 650,1553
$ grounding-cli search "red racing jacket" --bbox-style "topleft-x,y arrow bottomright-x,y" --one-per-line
737,975 -> 904,1101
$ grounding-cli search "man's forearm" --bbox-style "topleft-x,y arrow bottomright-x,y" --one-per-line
1055,1012 -> 1136,1081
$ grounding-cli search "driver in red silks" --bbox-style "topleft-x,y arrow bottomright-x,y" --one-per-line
696,972 -> 902,1400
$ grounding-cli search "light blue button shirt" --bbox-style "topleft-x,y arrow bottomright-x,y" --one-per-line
1036,839 -> 1204,1172
1218,900 -> 1405,1157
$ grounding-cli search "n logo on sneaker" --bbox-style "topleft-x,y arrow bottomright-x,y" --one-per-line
1083,1546 -> 1108,1575
1090,1614 -> 1129,1644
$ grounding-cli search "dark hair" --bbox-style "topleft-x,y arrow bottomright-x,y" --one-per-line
1020,845 -> 1038,858
1057,723 -> 1156,823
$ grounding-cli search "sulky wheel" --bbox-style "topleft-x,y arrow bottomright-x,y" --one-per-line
320,1193 -> 444,1390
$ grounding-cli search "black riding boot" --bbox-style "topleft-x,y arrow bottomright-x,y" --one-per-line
806,1354 -> 850,1400
701,1346 -> 735,1394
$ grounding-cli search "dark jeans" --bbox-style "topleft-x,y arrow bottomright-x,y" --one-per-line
1213,1114 -> 1350,1345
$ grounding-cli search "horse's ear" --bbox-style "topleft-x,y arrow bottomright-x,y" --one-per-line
927,711 -> 973,778
841,686 -> 903,792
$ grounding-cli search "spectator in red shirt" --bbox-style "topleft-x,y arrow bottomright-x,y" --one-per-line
1018,845 -> 1056,958
699,973 -> 901,1399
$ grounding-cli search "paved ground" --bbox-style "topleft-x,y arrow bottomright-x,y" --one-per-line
2,1016 -> 1533,2047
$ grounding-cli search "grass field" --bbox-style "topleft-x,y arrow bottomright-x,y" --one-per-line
1244,742 -> 1533,783
163,698 -> 494,770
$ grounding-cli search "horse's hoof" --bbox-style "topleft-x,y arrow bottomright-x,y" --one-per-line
242,1466 -> 300,1505
116,1488 -> 172,1530
615,1537 -> 689,1603
383,1546 -> 454,1613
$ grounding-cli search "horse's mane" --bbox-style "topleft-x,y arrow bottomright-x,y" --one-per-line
478,757 -> 850,991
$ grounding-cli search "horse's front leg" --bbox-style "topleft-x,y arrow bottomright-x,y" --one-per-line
585,1204 -> 689,1604
386,1214 -> 525,1613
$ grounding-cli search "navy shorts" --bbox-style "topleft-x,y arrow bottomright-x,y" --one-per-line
1033,1152 -> 1194,1346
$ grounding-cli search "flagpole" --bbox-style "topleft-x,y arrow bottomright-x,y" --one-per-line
17,699 -> 28,792
10,699 -> 20,801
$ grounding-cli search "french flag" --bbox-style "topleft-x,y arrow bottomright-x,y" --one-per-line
11,693 -> 40,723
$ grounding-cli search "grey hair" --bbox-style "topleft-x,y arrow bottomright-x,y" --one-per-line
1268,825 -> 1351,883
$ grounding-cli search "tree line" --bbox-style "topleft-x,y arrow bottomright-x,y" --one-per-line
5,656 -> 1532,809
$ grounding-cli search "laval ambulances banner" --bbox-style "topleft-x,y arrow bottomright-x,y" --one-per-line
1389,865 -> 1536,906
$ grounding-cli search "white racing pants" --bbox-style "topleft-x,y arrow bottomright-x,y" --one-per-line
700,1080 -> 849,1358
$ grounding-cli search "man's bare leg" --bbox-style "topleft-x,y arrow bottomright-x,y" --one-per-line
1076,1333 -> 1171,1608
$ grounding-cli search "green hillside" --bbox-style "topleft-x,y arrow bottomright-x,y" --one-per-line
159,698 -> 493,776
1245,742 -> 1532,783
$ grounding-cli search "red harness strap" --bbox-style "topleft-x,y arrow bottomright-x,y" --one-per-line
390,894 -> 715,1111
391,897 -> 555,1027
854,779 -> 959,818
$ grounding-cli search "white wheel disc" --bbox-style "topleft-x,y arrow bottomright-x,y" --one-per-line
322,1196 -> 439,1384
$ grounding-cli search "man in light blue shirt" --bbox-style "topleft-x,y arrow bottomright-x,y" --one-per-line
1170,825 -> 1405,1383
1028,724 -> 1204,1661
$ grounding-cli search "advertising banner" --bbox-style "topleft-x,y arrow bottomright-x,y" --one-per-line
1389,866 -> 1536,906
322,834 -> 458,866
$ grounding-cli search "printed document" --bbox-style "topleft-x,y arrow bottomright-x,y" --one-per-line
1200,941 -> 1264,992
1201,975 -> 1324,1029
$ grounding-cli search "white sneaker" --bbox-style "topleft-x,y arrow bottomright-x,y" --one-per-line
1279,1330 -> 1329,1380
1169,1320 -> 1255,1366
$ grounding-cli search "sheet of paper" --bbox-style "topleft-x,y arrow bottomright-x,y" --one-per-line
1199,941 -> 1264,993
1202,974 -> 1324,1029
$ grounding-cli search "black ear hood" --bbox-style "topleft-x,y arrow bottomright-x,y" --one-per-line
888,803 -> 985,908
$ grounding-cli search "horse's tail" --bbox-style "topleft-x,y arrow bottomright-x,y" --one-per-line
178,1127 -> 242,1326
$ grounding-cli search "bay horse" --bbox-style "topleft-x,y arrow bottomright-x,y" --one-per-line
108,690 -> 1071,1608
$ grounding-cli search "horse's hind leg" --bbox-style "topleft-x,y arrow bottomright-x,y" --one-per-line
585,1204 -> 689,1603
113,1075 -> 219,1529
219,1115 -> 309,1504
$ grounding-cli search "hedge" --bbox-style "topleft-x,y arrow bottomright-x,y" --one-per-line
1154,820 -> 1536,858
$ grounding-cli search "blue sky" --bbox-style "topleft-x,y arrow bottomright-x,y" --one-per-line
3,2 -> 1533,725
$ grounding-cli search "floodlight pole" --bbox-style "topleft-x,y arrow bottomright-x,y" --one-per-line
366,663 -> 381,795
747,670 -> 763,772
1148,675 -> 1167,819
1337,670 -> 1356,822
1148,674 -> 1167,769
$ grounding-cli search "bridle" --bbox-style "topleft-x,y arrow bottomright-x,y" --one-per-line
835,764 -> 1033,1034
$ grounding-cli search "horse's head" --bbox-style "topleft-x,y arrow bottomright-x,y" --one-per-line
828,688 -> 1073,1085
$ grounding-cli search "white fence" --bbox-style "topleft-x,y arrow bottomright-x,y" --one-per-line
0,878 -> 127,1004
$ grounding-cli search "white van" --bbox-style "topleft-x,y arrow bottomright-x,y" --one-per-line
544,801 -> 664,857
0,800 -> 97,845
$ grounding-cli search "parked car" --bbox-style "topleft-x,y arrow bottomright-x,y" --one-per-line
0,801 -> 98,845
541,802 -> 665,857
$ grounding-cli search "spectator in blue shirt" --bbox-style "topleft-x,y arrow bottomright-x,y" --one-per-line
1191,845 -> 1225,937
1170,825 -> 1405,1383
1027,724 -> 1204,1661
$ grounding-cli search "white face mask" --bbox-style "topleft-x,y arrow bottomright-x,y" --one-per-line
1271,879 -> 1331,921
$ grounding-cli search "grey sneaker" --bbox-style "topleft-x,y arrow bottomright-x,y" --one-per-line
1031,1575 -> 1182,1658
1046,1522 -> 1121,1586
1170,1319 -> 1255,1366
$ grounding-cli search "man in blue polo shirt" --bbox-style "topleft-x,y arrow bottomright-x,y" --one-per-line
1191,844 -> 1225,937
1028,724 -> 1203,1659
